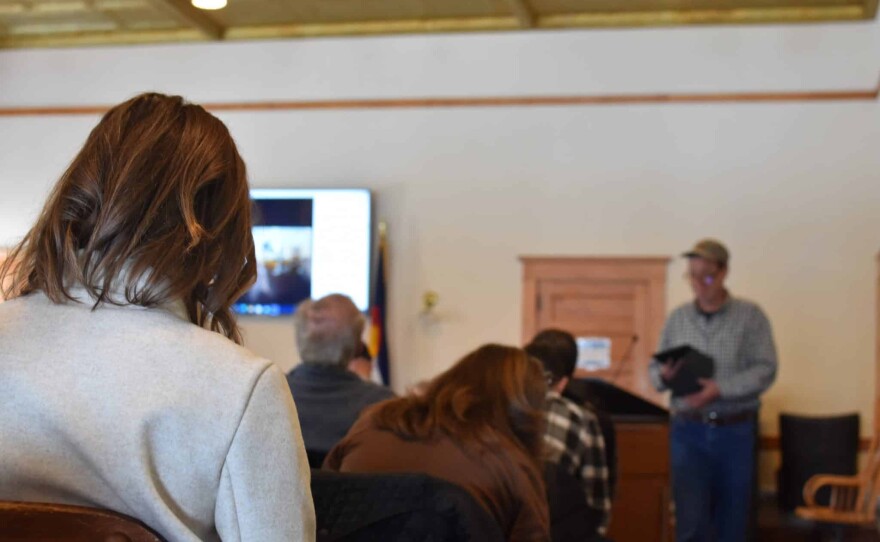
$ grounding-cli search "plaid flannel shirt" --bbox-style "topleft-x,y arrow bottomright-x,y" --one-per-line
544,391 -> 612,530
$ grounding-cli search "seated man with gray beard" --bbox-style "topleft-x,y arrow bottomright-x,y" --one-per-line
286,294 -> 395,456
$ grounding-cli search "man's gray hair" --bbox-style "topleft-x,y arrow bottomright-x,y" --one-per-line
294,293 -> 366,367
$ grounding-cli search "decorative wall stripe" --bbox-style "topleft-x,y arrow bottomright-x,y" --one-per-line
1,83 -> 878,117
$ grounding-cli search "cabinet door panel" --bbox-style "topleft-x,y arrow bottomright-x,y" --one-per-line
535,277 -> 656,403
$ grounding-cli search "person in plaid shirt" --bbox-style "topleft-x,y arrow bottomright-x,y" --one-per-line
526,329 -> 613,534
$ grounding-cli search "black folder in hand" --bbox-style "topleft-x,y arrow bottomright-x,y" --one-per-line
653,345 -> 715,397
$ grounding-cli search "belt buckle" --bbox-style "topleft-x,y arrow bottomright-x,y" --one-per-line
703,411 -> 720,426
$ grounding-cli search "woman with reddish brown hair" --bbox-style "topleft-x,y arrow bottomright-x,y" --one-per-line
325,343 -> 550,541
0,93 -> 315,541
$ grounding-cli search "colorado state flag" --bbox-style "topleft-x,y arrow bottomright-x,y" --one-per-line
368,227 -> 390,385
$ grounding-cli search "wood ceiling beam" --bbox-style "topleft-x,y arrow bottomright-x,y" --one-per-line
866,0 -> 878,18
151,0 -> 223,40
503,0 -> 535,28
224,16 -> 520,40
538,5 -> 864,28
0,27 -> 205,48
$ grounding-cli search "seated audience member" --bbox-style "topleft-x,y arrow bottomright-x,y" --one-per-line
0,93 -> 315,541
525,330 -> 612,533
325,344 -> 551,542
348,340 -> 374,380
287,294 -> 395,453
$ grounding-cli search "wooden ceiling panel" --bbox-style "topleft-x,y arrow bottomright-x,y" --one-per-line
114,8 -> 185,31
0,0 -> 875,48
211,0 -> 512,27
532,0 -> 871,26
3,12 -> 118,35
533,0 -> 861,11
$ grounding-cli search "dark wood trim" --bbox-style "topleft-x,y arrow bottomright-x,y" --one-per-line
760,435 -> 872,452
1,84 -> 878,118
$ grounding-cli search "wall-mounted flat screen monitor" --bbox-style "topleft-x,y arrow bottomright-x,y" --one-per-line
233,188 -> 371,316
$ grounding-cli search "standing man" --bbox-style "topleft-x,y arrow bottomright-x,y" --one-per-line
648,239 -> 778,542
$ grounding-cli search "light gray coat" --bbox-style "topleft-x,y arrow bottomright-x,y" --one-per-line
0,290 -> 315,542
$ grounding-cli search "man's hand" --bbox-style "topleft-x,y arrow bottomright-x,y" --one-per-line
685,378 -> 721,409
660,359 -> 684,384
347,358 -> 373,381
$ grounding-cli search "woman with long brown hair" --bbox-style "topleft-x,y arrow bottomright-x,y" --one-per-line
0,93 -> 315,541
324,343 -> 550,541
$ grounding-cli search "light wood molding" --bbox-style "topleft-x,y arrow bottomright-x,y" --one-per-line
503,0 -> 535,28
0,28 -> 206,49
223,16 -> 520,41
519,255 -> 671,344
876,252 -> 880,435
1,82 -> 878,118
520,255 -> 670,406
539,5 -> 865,28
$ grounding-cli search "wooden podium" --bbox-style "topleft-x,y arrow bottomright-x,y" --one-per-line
568,378 -> 673,542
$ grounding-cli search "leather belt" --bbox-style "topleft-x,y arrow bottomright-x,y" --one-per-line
675,410 -> 756,427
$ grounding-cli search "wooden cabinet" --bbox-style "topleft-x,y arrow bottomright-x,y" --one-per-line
609,422 -> 673,542
520,256 -> 669,405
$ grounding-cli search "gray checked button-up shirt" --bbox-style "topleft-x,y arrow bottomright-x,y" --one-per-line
648,296 -> 778,415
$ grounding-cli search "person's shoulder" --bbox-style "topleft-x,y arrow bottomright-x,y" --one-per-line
186,325 -> 271,373
359,379 -> 396,400
131,306 -> 266,368
0,292 -> 51,321
350,404 -> 383,432
548,393 -> 592,424
729,296 -> 770,319
668,302 -> 694,319
0,293 -> 266,379
101,304 -> 275,389
345,378 -> 395,411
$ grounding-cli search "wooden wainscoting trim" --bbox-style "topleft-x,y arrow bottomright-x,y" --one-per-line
1,83 -> 879,118
760,435 -> 872,452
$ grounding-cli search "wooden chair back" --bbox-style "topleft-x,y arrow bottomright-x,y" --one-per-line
0,501 -> 165,542
856,435 -> 880,518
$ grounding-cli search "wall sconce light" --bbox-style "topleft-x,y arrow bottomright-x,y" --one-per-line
422,290 -> 439,314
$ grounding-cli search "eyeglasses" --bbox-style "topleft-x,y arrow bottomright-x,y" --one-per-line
544,371 -> 557,387
683,271 -> 719,286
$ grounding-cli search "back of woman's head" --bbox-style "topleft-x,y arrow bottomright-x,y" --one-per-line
372,343 -> 547,462
0,92 -> 256,343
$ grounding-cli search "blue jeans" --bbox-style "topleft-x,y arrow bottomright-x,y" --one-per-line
670,416 -> 756,542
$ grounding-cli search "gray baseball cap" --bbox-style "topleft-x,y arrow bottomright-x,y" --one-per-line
682,239 -> 729,266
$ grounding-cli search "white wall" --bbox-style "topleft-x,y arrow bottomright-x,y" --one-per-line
2,23 -> 880,447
